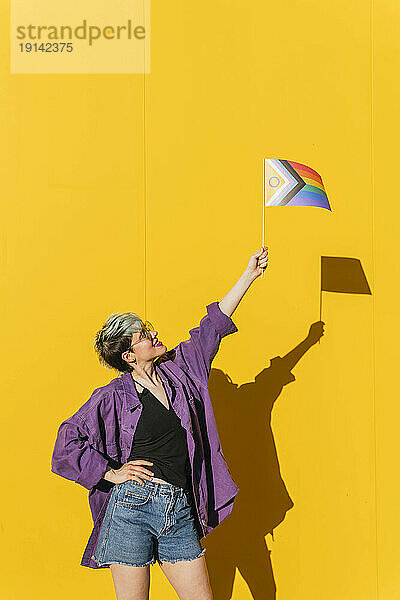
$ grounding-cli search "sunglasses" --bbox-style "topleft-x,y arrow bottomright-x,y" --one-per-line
128,320 -> 156,350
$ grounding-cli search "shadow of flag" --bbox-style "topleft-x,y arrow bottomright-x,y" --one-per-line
321,256 -> 372,294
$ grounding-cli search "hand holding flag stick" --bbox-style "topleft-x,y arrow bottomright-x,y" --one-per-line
246,246 -> 269,279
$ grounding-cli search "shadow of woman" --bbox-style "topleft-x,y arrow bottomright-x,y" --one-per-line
203,321 -> 325,600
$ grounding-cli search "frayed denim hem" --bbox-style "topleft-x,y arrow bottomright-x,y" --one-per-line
158,547 -> 206,564
90,555 -> 157,568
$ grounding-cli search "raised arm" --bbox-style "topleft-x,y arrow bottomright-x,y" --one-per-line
218,246 -> 269,317
171,246 -> 269,384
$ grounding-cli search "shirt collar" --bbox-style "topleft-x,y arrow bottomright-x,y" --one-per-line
120,362 -> 180,410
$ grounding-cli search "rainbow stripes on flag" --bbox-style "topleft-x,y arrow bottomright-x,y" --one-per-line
264,159 -> 331,210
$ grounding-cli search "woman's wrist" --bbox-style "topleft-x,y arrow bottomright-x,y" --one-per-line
242,267 -> 259,284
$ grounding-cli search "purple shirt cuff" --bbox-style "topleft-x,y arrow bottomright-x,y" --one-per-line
206,302 -> 238,337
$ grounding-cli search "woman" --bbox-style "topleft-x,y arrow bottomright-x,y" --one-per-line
51,246 -> 268,600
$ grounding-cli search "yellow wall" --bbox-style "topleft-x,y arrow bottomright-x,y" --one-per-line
1,0 -> 398,598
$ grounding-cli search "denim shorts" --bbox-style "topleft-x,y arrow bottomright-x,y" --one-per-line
91,478 -> 206,567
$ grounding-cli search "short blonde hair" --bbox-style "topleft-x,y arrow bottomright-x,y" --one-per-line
94,312 -> 142,373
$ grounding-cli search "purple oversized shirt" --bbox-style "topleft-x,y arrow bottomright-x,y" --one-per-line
51,301 -> 240,569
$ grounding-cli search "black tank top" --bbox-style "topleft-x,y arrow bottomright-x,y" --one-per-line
127,380 -> 191,490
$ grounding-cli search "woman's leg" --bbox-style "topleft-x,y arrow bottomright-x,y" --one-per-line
159,555 -> 213,600
110,564 -> 151,600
